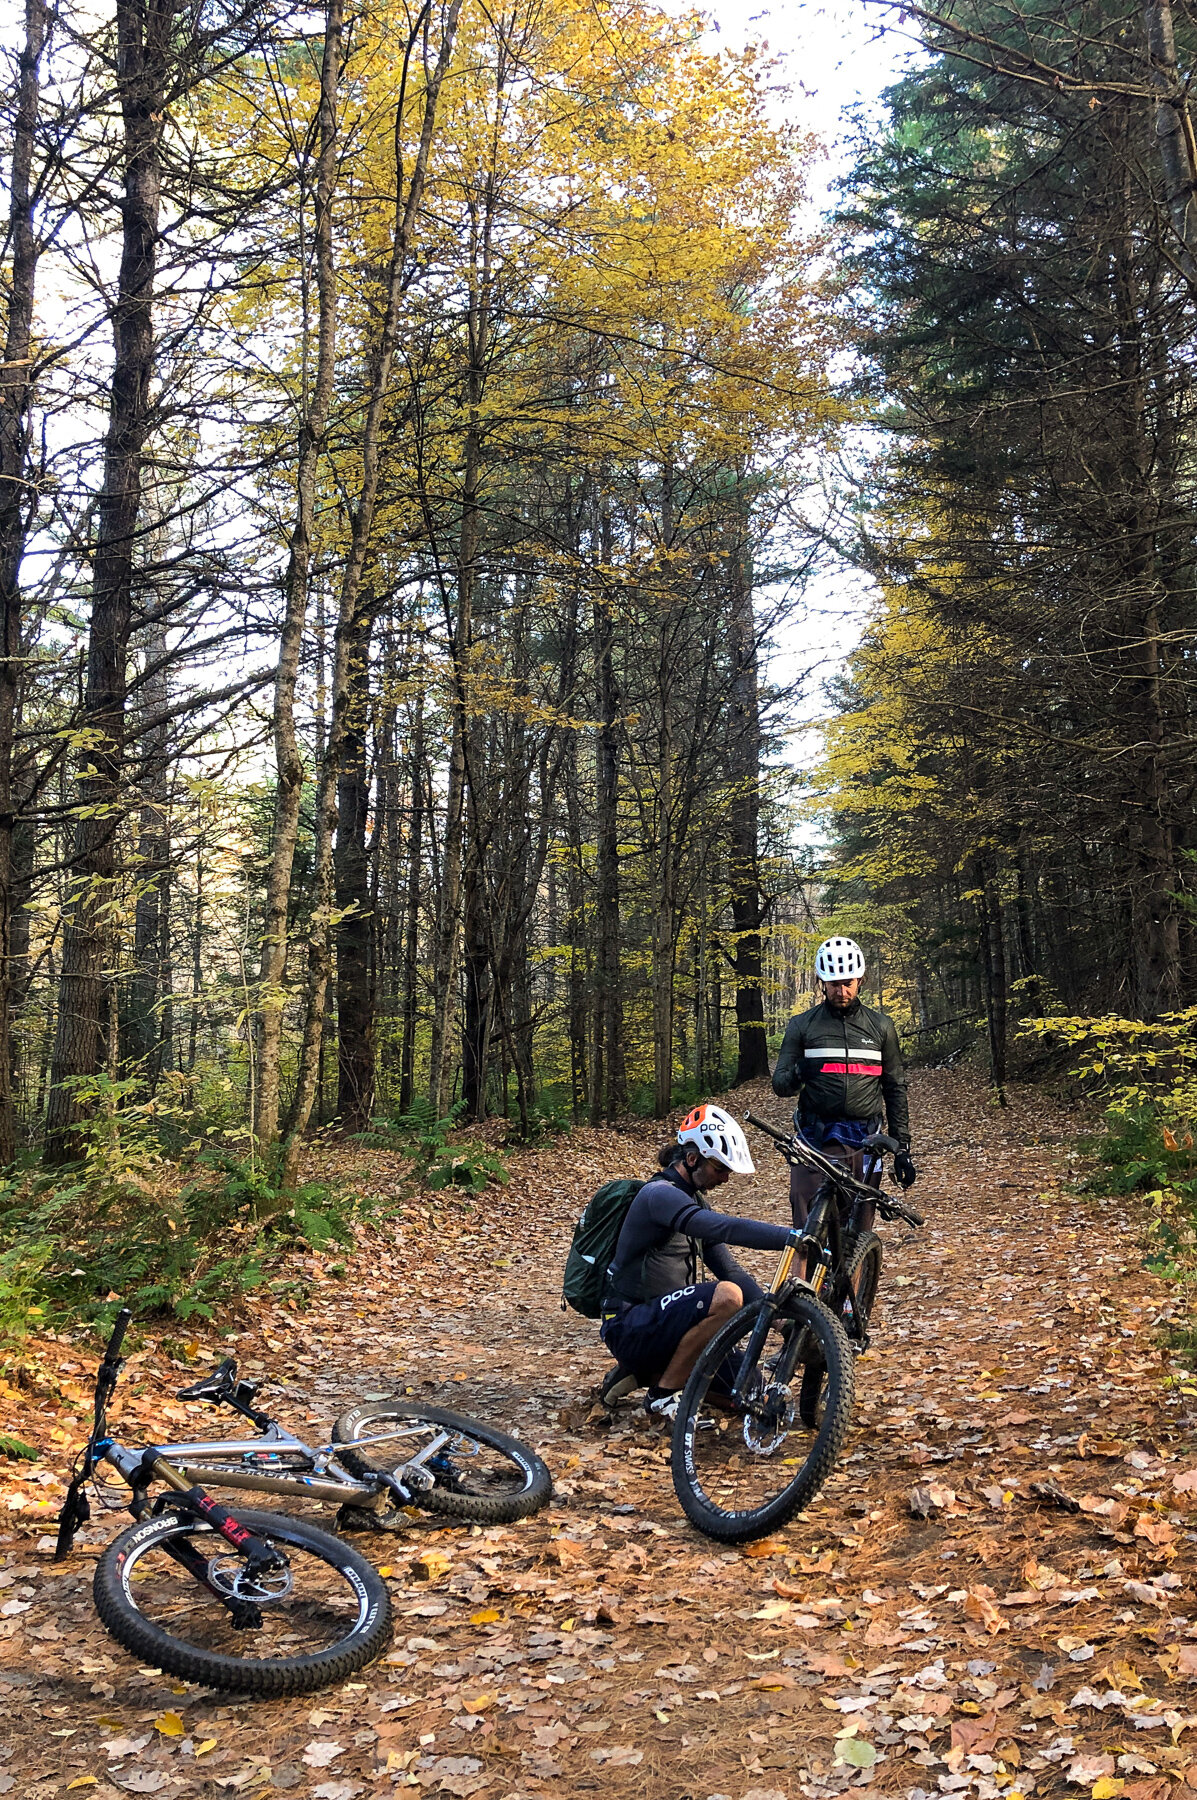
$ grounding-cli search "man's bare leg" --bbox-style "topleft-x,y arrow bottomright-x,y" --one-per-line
658,1282 -> 743,1390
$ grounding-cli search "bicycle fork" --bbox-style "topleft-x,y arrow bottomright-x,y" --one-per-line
730,1231 -> 825,1408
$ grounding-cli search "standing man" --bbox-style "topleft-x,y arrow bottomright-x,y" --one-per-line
772,937 -> 916,1227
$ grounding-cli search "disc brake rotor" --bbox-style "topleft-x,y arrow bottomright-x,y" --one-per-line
207,1555 -> 293,1607
742,1383 -> 795,1457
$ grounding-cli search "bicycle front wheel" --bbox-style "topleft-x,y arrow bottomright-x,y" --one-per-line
94,1508 -> 392,1696
672,1292 -> 854,1544
333,1400 -> 552,1523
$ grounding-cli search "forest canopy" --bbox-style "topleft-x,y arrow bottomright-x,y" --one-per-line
0,0 -> 842,1218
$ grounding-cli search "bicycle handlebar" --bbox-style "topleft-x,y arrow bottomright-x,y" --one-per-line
102,1309 -> 132,1367
744,1111 -> 922,1225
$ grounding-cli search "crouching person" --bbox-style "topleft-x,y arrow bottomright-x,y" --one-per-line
600,1104 -> 792,1423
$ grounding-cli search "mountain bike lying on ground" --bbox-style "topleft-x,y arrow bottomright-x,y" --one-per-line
55,1310 -> 552,1695
670,1114 -> 923,1545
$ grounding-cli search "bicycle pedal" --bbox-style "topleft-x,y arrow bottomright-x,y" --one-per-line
852,1333 -> 872,1356
335,1504 -> 399,1534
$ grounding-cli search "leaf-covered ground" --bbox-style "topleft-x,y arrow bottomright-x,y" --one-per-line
0,1069 -> 1193,1800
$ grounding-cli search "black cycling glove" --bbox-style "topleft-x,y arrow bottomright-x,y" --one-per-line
894,1148 -> 917,1189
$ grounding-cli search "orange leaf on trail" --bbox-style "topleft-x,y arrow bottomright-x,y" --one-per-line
1134,1514 -> 1174,1546
1080,1496 -> 1129,1525
951,1712 -> 999,1755
1173,1469 -> 1197,1494
1176,1644 -> 1197,1679
549,1538 -> 587,1567
1164,1128 -> 1180,1152
742,1537 -> 786,1558
962,1587 -> 1007,1634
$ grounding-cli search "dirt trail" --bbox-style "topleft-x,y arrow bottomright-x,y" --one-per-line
0,1069 -> 1194,1800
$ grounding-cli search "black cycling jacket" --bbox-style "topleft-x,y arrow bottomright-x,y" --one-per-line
771,997 -> 910,1146
604,1165 -> 792,1309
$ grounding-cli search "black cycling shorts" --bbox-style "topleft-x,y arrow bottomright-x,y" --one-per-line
600,1281 -> 721,1385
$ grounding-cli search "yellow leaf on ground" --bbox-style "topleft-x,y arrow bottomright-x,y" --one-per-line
411,1550 -> 450,1581
155,1711 -> 185,1737
470,1608 -> 501,1625
1091,1780 -> 1126,1799
195,1740 -> 218,1757
67,1781 -> 97,1791
463,1692 -> 497,1713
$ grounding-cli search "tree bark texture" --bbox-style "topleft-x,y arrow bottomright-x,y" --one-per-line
254,0 -> 343,1148
334,606 -> 374,1132
0,0 -> 46,1164
283,0 -> 462,1184
45,0 -> 176,1162
726,515 -> 769,1085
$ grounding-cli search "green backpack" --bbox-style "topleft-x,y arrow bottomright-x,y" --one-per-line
561,1178 -> 644,1318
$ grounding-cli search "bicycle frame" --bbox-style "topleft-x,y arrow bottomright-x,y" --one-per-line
95,1415 -> 466,1516
727,1113 -> 923,1407
57,1309 -> 478,1566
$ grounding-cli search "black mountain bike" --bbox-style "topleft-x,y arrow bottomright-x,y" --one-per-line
670,1116 -> 923,1544
55,1311 -> 552,1695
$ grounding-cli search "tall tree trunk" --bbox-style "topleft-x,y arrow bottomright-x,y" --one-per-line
979,862 -> 1008,1104
45,0 -> 177,1162
430,178 -> 488,1117
125,622 -> 171,1087
283,0 -> 462,1185
334,606 -> 374,1132
0,0 -> 46,1165
461,824 -> 492,1121
398,682 -> 425,1115
591,574 -> 624,1122
726,510 -> 769,1084
1143,0 -> 1197,284
254,0 -> 342,1148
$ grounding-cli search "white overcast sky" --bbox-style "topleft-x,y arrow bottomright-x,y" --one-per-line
675,0 -> 918,762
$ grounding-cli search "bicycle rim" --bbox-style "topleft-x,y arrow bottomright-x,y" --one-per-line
672,1294 -> 854,1543
332,1401 -> 552,1522
94,1508 -> 391,1694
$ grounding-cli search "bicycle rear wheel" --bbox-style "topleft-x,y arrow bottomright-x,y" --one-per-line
839,1230 -> 883,1342
94,1507 -> 391,1696
332,1400 -> 552,1523
800,1232 -> 883,1424
672,1292 -> 854,1544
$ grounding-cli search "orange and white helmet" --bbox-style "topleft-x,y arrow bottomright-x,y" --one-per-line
677,1103 -> 756,1175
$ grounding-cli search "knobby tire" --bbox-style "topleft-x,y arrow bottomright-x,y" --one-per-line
672,1291 -> 854,1544
94,1507 -> 392,1696
332,1400 -> 552,1523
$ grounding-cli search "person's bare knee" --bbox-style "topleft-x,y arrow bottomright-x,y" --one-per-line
711,1281 -> 743,1319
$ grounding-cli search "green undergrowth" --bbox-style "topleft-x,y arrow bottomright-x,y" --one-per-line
354,1097 -> 510,1193
0,1079 -> 382,1341
1081,1104 -> 1197,1287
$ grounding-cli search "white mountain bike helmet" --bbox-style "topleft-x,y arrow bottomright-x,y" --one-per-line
815,936 -> 867,981
677,1103 -> 756,1175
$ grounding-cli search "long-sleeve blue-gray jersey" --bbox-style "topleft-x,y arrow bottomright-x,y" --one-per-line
604,1166 -> 792,1309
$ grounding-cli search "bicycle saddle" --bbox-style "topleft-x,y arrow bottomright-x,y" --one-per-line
863,1131 -> 900,1155
176,1358 -> 237,1402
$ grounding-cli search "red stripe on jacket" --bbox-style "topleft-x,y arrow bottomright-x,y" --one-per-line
813,1061 -> 881,1076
